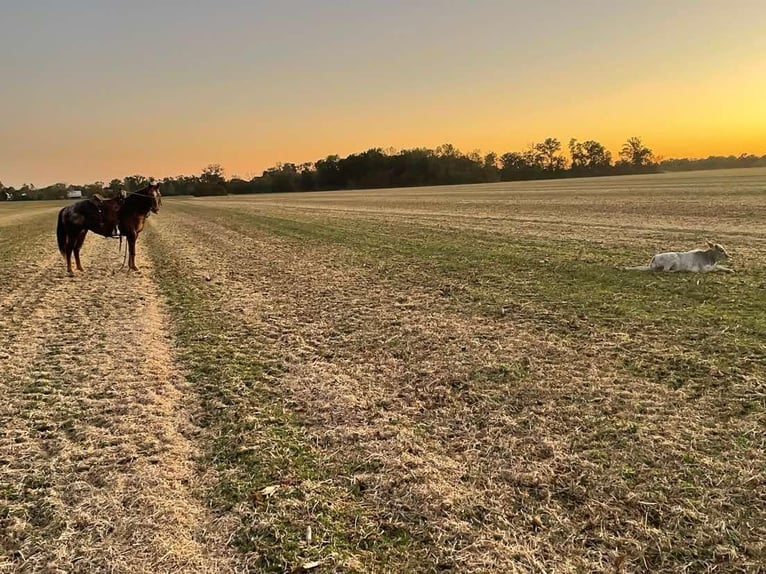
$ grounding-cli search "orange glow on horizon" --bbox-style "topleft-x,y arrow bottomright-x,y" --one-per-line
2,2 -> 765,187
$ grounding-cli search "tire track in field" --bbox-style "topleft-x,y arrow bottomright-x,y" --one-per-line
0,226 -> 235,573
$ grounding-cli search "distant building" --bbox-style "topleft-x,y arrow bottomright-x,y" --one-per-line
67,189 -> 83,199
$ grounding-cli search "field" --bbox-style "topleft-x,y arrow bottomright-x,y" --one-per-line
1,168 -> 765,573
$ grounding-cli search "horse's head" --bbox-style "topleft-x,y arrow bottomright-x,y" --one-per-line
146,183 -> 162,213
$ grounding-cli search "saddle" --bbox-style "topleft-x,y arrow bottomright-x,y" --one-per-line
90,193 -> 123,237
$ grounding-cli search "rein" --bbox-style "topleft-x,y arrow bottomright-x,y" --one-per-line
122,189 -> 153,198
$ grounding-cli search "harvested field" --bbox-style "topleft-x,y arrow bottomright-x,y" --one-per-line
1,169 -> 765,573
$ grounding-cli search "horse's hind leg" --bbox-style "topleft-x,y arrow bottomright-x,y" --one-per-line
74,230 -> 87,272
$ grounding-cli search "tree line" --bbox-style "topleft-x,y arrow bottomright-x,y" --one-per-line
3,136 -> 765,200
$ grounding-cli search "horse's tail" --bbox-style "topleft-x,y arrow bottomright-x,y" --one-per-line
56,209 -> 67,256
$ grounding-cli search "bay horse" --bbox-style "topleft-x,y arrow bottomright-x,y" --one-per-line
56,183 -> 161,275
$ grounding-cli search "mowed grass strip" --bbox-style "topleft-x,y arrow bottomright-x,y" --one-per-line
145,228 -> 438,573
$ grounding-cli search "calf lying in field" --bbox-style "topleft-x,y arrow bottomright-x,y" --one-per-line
626,241 -> 733,273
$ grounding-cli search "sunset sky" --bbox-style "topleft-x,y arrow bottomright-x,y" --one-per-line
1,0 -> 764,187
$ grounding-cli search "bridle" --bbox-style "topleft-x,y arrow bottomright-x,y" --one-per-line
120,186 -> 162,212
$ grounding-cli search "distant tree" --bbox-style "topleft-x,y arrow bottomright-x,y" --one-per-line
389,148 -> 434,187
123,175 -> 150,192
228,177 -> 258,194
534,138 -> 567,172
18,183 -> 34,200
298,162 -> 317,191
315,155 -> 343,189
619,137 -> 655,168
12,135 -> 764,199
158,176 -> 176,196
339,148 -> 390,188
660,153 -> 766,172
178,175 -> 201,195
569,138 -> 612,173
261,163 -> 301,192
467,149 -> 482,164
483,152 -> 501,182
436,143 -> 459,158
500,151 -> 532,180
107,178 -> 124,193
483,152 -> 498,169
569,139 -> 587,169
195,164 -> 227,196
36,182 -> 68,200
201,163 -> 225,184
82,181 -> 104,198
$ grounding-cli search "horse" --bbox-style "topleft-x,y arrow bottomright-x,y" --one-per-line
118,183 -> 162,272
56,183 -> 161,275
56,191 -> 127,275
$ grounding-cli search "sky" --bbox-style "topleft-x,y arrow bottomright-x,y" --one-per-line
1,0 -> 765,187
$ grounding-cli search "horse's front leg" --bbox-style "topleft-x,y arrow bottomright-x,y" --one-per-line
127,234 -> 139,272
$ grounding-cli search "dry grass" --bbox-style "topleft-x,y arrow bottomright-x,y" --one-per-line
2,171 -> 765,572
